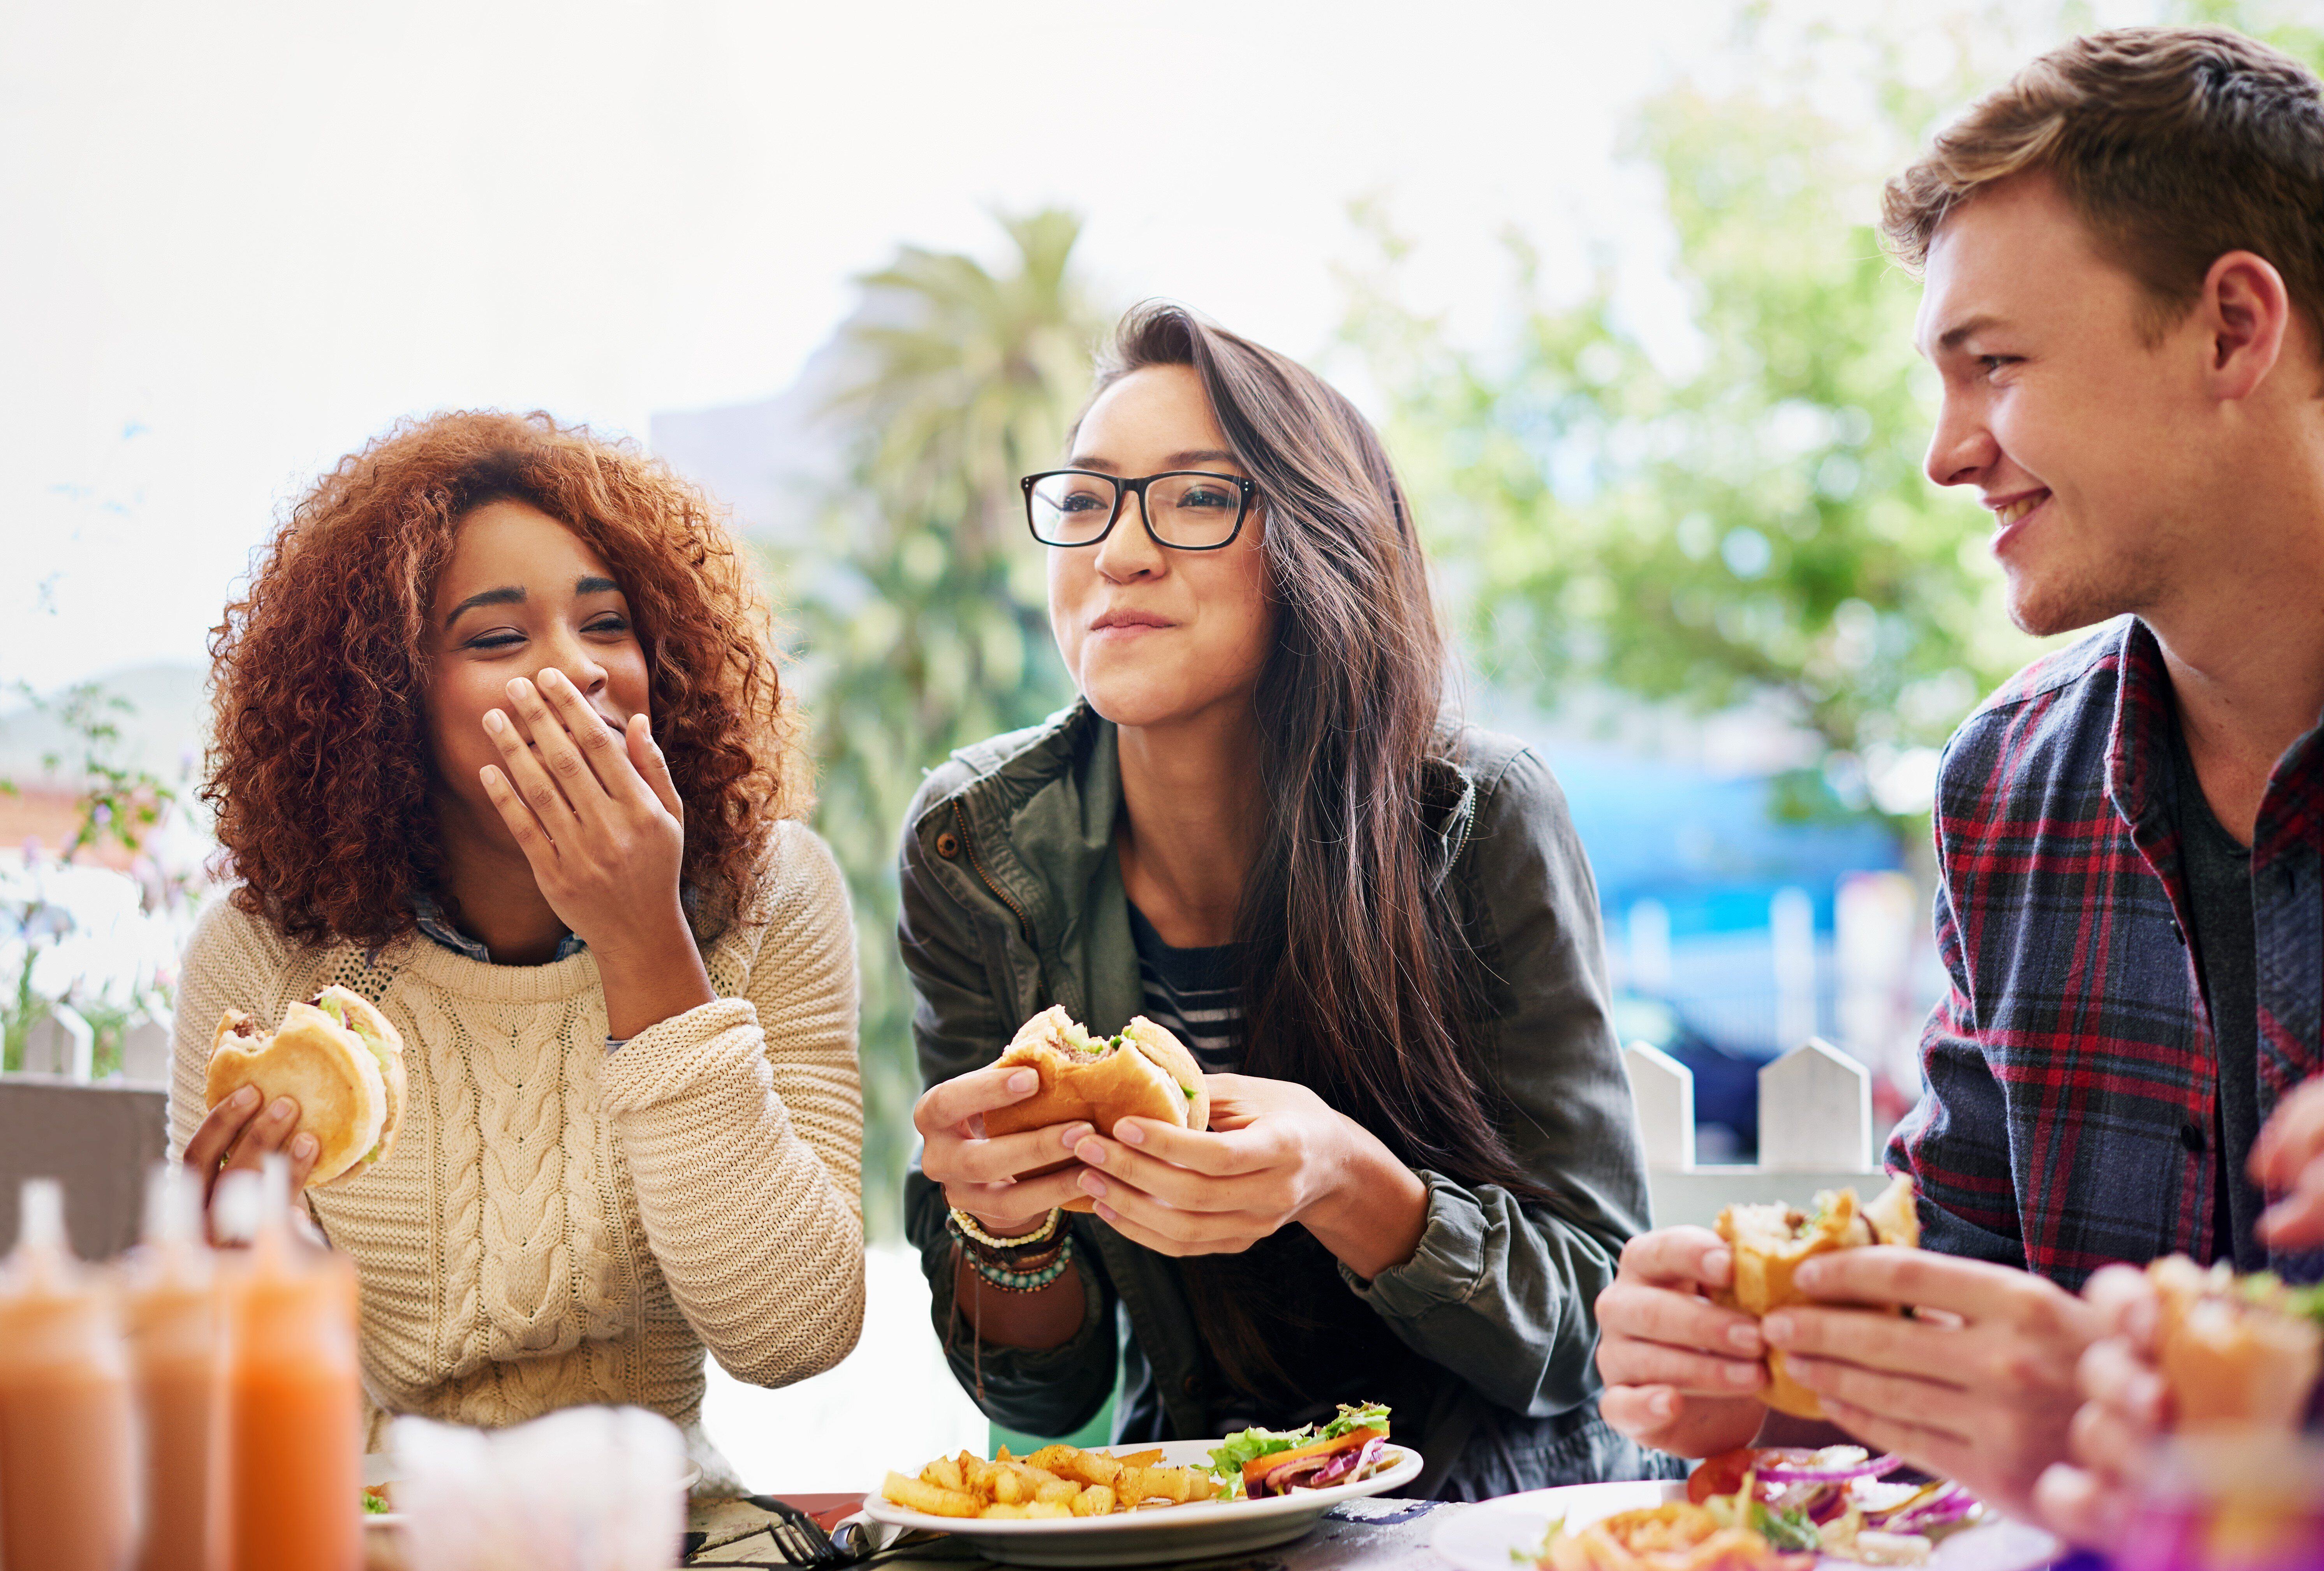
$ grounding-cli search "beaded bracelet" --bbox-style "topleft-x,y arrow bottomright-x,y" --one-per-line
962,1236 -> 1075,1294
947,1207 -> 1075,1292
948,1206 -> 1062,1253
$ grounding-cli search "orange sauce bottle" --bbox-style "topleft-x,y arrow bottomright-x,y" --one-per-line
219,1158 -> 361,1571
121,1165 -> 225,1571
0,1177 -> 137,1571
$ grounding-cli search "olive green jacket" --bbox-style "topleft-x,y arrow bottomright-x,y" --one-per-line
898,702 -> 1655,1496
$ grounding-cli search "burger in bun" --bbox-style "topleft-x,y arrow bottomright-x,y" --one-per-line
1714,1174 -> 1921,1419
2147,1254 -> 2324,1433
982,1006 -> 1208,1213
204,987 -> 408,1189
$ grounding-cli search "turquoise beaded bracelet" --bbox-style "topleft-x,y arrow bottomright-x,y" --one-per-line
964,1240 -> 1074,1293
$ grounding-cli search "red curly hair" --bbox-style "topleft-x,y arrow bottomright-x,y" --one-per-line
203,410 -> 805,952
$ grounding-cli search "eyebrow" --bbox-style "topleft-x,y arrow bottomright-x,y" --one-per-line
1932,314 -> 2005,353
1063,448 -> 1243,474
442,575 -> 624,630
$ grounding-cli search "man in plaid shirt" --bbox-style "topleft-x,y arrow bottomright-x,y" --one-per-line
1593,24 -> 2324,1529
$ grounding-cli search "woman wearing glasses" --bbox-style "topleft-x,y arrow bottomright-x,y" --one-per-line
901,303 -> 1667,1497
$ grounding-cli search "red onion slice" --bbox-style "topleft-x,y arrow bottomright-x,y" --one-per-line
1755,1451 -> 1906,1484
1882,1484 -> 1980,1535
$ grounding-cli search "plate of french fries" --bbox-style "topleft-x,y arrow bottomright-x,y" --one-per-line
863,1436 -> 1423,1567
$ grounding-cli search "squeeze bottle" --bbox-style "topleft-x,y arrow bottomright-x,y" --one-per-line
0,1176 -> 138,1571
220,1157 -> 361,1571
122,1164 -> 225,1571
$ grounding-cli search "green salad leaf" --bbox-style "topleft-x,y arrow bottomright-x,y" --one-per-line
1204,1403 -> 1391,1480
1320,1402 -> 1391,1439
1206,1427 -> 1308,1480
1750,1500 -> 1821,1552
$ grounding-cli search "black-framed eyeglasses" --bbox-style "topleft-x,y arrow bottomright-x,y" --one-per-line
1021,470 -> 1256,551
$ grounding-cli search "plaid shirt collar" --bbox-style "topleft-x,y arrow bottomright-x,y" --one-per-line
409,891 -> 587,965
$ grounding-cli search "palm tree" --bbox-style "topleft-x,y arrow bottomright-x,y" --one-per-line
781,209 -> 1107,1238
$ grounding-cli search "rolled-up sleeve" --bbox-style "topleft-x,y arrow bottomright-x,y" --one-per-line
1345,746 -> 1651,1417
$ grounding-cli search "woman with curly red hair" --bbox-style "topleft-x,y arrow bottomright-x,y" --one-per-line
169,410 -> 863,1493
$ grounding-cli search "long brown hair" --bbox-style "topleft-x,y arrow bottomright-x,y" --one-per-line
1093,304 -> 1541,1393
205,410 -> 804,952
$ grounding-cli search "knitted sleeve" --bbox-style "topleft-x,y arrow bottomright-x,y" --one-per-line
167,895 -> 295,1161
595,822 -> 867,1388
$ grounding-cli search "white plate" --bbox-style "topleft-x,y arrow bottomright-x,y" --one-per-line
860,1437 -> 1424,1567
1431,1481 -> 2062,1571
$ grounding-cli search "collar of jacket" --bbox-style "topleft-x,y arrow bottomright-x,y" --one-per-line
910,698 -> 1483,1002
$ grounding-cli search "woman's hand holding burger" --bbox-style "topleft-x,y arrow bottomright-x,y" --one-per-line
478,667 -> 713,1038
914,1063 -> 1097,1236
1067,1073 -> 1430,1281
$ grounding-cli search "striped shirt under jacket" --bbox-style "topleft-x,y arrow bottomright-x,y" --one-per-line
1887,616 -> 2321,1289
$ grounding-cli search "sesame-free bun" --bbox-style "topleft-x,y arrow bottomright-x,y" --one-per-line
1715,1175 -> 1921,1419
983,1006 -> 1210,1214
204,986 -> 409,1189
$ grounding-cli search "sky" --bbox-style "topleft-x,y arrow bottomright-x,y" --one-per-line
1,0 -> 2166,697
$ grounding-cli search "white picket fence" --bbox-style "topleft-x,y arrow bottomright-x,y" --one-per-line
1624,1036 -> 1886,1228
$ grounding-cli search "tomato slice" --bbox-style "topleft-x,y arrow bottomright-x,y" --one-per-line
1684,1448 -> 1822,1505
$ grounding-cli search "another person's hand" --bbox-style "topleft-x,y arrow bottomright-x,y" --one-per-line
180,1084 -> 319,1236
2033,1265 -> 2167,1552
1062,1073 -> 1426,1277
479,668 -> 687,955
914,1063 -> 1093,1238
1762,1248 -> 2097,1521
1593,1226 -> 1770,1459
2252,1077 -> 2324,1248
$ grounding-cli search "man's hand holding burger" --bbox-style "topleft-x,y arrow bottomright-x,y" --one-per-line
1065,1073 -> 1429,1281
1594,1226 -> 1772,1459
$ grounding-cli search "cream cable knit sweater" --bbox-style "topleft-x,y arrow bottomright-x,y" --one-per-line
167,821 -> 865,1495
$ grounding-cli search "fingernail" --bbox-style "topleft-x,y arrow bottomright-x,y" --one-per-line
1727,1323 -> 1762,1354
1080,1172 -> 1108,1198
1094,1202 -> 1118,1223
1703,1246 -> 1731,1279
1059,1124 -> 1093,1150
1762,1312 -> 1793,1344
232,1085 -> 259,1109
484,710 -> 507,734
1650,1391 -> 1676,1420
291,1134 -> 317,1159
540,669 -> 564,690
1076,1140 -> 1107,1167
1117,1122 -> 1145,1146
1727,1360 -> 1763,1386
508,677 -> 533,701
1006,1070 -> 1036,1095
269,1097 -> 297,1121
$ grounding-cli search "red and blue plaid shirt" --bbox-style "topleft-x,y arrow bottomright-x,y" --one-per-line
1887,616 -> 2323,1289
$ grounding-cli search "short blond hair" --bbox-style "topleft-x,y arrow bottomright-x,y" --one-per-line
1882,26 -> 2324,343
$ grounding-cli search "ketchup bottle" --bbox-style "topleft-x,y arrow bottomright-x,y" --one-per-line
219,1157 -> 361,1571
122,1165 -> 225,1571
0,1177 -> 138,1571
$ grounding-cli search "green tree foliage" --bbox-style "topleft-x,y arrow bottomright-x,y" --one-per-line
778,211 -> 1104,1237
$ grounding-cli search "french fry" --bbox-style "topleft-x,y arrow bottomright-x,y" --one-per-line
920,1457 -> 966,1494
881,1472 -> 984,1519
1029,1443 -> 1113,1487
1070,1484 -> 1118,1517
980,1500 -> 1074,1520
1033,1476 -> 1082,1507
1114,1449 -> 1165,1468
1118,1463 -> 1213,1505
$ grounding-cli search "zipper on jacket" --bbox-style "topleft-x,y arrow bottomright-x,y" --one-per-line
950,799 -> 1034,946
